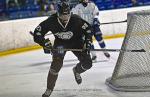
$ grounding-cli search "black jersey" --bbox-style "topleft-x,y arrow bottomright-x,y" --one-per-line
33,13 -> 92,48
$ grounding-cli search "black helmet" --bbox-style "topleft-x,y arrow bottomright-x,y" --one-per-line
57,1 -> 70,15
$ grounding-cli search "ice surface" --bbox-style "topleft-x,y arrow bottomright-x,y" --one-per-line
0,38 -> 149,97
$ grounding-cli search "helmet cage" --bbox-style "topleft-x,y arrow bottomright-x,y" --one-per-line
57,1 -> 71,16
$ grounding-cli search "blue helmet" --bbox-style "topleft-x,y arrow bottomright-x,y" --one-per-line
57,1 -> 71,15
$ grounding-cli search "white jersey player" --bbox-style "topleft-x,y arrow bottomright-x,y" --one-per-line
72,0 -> 110,60
72,0 -> 99,25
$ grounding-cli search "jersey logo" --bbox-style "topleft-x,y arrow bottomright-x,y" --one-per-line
54,31 -> 73,40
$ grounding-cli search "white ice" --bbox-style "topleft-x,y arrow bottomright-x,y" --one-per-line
0,38 -> 149,97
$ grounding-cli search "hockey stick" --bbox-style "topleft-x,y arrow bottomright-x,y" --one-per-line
29,31 -> 53,36
100,20 -> 127,25
29,31 -> 34,36
29,31 -> 145,52
45,48 -> 146,52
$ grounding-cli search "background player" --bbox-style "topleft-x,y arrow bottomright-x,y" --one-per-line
72,0 -> 110,61
33,1 -> 93,97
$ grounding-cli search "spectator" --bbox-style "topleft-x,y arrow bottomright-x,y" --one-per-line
6,0 -> 18,9
131,0 -> 138,6
17,0 -> 26,7
37,0 -> 49,16
47,0 -> 57,15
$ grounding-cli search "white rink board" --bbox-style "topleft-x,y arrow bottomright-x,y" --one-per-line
0,6 -> 150,51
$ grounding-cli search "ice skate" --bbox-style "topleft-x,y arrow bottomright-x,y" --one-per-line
73,67 -> 82,84
91,51 -> 97,62
92,55 -> 97,62
42,89 -> 52,97
42,94 -> 49,97
104,52 -> 110,58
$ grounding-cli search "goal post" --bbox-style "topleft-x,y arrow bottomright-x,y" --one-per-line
105,10 -> 150,92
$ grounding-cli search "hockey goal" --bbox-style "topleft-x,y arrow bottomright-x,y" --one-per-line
105,10 -> 150,92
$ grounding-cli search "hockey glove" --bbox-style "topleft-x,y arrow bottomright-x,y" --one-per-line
93,18 -> 100,26
42,39 -> 53,54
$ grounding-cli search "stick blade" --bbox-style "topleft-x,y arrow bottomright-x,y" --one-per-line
131,49 -> 146,52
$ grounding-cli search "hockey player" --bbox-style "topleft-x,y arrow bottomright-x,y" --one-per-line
72,0 -> 110,61
33,1 -> 92,97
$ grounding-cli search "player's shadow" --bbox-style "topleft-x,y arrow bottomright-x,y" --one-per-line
27,59 -> 78,67
27,58 -> 108,68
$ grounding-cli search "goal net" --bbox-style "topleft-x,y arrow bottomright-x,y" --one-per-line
105,10 -> 150,92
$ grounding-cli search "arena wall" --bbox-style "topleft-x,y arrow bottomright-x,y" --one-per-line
0,6 -> 150,53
